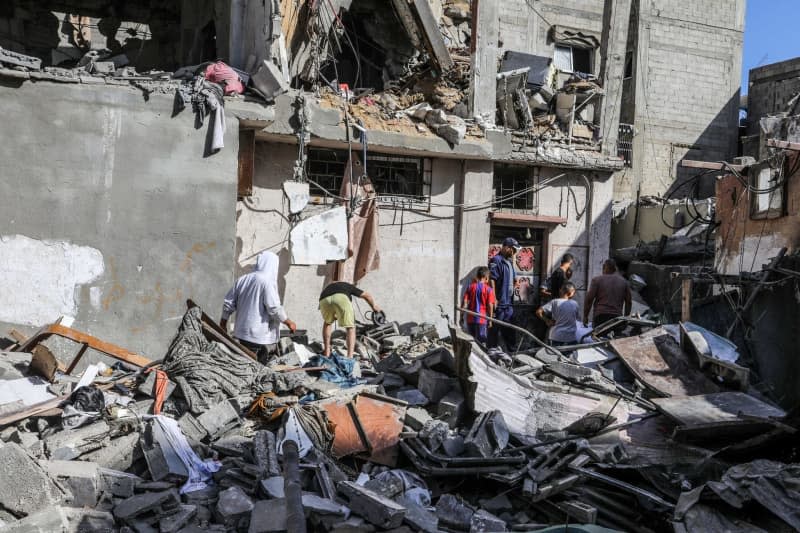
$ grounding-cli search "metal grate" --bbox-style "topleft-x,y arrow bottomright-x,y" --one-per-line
306,149 -> 429,203
493,164 -> 537,211
617,123 -> 634,167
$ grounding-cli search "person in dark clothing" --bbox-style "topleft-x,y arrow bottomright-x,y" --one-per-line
583,259 -> 632,329
319,281 -> 381,358
488,237 -> 520,350
547,253 -> 574,300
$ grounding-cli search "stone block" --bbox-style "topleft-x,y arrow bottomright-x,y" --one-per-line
249,498 -> 287,532
382,335 -> 411,350
338,481 -> 406,529
178,413 -> 208,443
260,476 -> 285,499
253,430 -> 280,477
441,434 -> 465,457
381,373 -> 406,390
436,117 -> 467,145
0,442 -> 60,516
417,368 -> 457,403
470,509 -> 506,532
215,486 -> 254,530
8,429 -> 40,452
436,494 -> 473,530
80,432 -> 141,471
421,347 -> 455,373
464,411 -> 509,458
100,468 -> 140,498
436,388 -> 466,428
418,420 -> 449,452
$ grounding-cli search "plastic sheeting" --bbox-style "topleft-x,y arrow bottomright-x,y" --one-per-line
149,415 -> 221,494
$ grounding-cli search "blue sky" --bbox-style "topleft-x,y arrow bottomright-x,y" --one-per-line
742,0 -> 800,93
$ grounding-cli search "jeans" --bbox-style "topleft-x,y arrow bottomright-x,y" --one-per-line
467,322 -> 489,344
236,338 -> 280,364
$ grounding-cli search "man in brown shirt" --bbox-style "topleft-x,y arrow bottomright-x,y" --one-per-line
583,259 -> 632,328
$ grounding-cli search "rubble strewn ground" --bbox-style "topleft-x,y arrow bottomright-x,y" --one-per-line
1,300 -> 798,533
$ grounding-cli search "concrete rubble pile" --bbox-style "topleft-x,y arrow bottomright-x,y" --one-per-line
0,300 -> 798,533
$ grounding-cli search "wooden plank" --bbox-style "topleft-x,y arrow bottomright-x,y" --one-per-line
767,138 -> 800,151
0,395 -> 70,427
15,323 -> 150,368
609,327 -> 721,397
679,160 -> 745,171
238,129 -> 255,197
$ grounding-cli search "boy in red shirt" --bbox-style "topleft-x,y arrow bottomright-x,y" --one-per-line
462,267 -> 496,345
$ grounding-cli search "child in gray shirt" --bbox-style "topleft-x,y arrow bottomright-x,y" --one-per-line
536,282 -> 579,346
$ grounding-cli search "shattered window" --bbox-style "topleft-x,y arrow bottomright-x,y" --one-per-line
553,45 -> 573,73
553,44 -> 593,75
306,149 -> 429,201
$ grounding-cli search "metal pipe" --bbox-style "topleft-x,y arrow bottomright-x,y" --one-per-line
457,307 -> 561,357
282,440 -> 307,533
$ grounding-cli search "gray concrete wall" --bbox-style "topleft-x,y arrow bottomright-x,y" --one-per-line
746,58 -> 800,135
237,142 -> 459,340
619,0 -> 745,201
0,81 -> 238,358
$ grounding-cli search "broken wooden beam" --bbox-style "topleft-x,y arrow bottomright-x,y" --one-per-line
766,138 -> 800,151
679,160 -> 745,171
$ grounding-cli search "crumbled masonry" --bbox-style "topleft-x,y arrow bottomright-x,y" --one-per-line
0,298 -> 798,533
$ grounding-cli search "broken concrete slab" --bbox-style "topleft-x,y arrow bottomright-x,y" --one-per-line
397,496 -> 438,533
252,60 -> 290,100
0,46 -> 42,70
283,180 -> 310,214
338,481 -> 406,529
417,368 -> 456,403
437,389 -> 466,428
44,459 -> 100,507
178,412 -> 208,443
249,498 -> 288,532
0,442 -> 61,517
80,432 -> 141,471
302,493 -> 351,517
99,467 -> 140,498
437,117 -> 467,145
160,504 -> 197,533
253,430 -> 281,478
464,411 -> 509,458
404,407 -> 433,431
260,476 -> 286,499
196,400 -> 241,441
45,419 -> 110,460
392,388 -> 429,406
114,490 -> 182,525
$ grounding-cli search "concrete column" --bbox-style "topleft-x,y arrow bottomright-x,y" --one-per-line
469,0 -> 500,123
597,0 -> 633,156
587,173 -> 614,282
455,160 -> 494,311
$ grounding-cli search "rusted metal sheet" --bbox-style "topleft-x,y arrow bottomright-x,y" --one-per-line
652,392 -> 786,441
320,393 -> 406,466
609,327 -> 720,398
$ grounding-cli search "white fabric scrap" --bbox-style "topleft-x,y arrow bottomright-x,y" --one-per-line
149,415 -> 221,494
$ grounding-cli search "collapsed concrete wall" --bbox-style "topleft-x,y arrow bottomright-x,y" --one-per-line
0,81 -> 238,357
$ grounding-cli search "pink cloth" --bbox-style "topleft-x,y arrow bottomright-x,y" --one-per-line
204,61 -> 244,95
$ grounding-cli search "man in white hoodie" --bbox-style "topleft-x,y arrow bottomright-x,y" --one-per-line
220,251 -> 297,362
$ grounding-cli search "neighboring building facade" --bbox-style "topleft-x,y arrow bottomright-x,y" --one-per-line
0,0 -> 744,351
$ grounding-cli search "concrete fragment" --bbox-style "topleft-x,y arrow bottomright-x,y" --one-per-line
302,493 -> 350,517
437,389 -> 466,428
382,373 -> 405,390
392,388 -> 429,406
382,335 -> 411,350
252,60 -> 289,100
178,413 -> 208,443
0,46 -> 42,70
283,180 -> 310,214
364,474 -> 404,499
397,496 -> 438,533
338,481 -> 406,529
80,432 -> 141,470
417,368 -> 456,403
470,509 -> 506,532
114,490 -> 181,525
2,506 -> 115,533
253,430 -> 280,477
464,411 -> 510,458
424,109 -> 447,127
260,476 -> 285,499
328,516 -> 376,533
215,486 -> 254,529
159,504 -> 197,533
406,102 -> 432,120
196,400 -> 240,441
45,419 -> 110,460
419,420 -> 449,451
436,117 -> 467,145
100,468 -> 140,498
8,429 -> 40,452
436,494 -> 473,530
478,493 -> 513,514
0,442 -> 60,516
141,419 -> 190,483
91,61 -> 115,74
249,498 -> 287,532
44,459 -> 100,507
404,407 -> 433,431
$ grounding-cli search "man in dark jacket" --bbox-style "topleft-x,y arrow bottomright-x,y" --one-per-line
488,237 -> 520,349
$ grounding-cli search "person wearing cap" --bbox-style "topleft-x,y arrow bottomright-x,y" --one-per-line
488,237 -> 520,349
